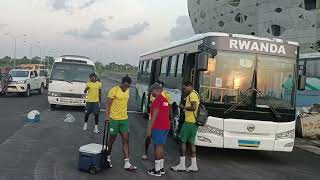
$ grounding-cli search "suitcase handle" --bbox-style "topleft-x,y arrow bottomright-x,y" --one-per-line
100,120 -> 109,172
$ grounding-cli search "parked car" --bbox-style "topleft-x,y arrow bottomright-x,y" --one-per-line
7,69 -> 46,96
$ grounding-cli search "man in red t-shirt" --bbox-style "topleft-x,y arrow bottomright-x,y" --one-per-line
146,83 -> 170,177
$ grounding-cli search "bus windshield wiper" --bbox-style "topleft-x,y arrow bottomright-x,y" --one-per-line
224,70 -> 281,120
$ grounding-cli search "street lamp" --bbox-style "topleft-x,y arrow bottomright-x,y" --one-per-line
29,41 -> 41,64
3,33 -> 28,69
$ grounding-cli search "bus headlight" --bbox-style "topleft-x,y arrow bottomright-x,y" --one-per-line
275,130 -> 295,140
198,125 -> 224,137
48,92 -> 61,97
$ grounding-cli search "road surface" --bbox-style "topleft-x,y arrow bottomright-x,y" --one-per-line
0,78 -> 319,180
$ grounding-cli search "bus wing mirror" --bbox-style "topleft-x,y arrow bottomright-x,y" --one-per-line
197,52 -> 209,71
298,75 -> 306,90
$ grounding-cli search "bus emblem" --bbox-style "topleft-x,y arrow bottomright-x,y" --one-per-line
247,124 -> 255,132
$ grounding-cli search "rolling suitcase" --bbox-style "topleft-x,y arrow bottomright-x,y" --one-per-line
78,121 -> 110,174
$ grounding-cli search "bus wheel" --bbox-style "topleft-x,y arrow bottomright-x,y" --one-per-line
170,103 -> 180,139
141,96 -> 149,119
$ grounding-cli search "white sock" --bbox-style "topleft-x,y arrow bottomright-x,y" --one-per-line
191,157 -> 197,167
107,155 -> 111,162
180,156 -> 186,166
95,125 -> 98,129
124,158 -> 131,168
155,160 -> 161,171
160,159 -> 164,169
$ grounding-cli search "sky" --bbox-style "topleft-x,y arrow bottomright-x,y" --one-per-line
0,0 -> 194,65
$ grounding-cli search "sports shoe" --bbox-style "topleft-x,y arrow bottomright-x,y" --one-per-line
160,168 -> 165,175
186,165 -> 199,172
141,154 -> 148,160
171,164 -> 186,171
94,127 -> 99,134
105,160 -> 113,168
147,169 -> 161,177
83,123 -> 88,131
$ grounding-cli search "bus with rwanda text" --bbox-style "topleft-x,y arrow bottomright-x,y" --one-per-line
136,32 -> 306,152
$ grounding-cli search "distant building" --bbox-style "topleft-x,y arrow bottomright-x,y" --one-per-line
188,0 -> 320,53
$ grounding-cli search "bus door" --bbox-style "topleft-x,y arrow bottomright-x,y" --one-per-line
182,53 -> 197,90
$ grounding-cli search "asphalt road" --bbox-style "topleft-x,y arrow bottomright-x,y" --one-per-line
0,78 -> 320,180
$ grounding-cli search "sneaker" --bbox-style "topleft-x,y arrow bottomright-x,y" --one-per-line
83,123 -> 88,131
141,154 -> 148,160
147,169 -> 161,177
105,160 -> 113,168
160,168 -> 165,175
186,166 -> 199,172
94,127 -> 99,134
171,164 -> 186,171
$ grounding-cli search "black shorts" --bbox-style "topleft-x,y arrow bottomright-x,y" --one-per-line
85,102 -> 100,115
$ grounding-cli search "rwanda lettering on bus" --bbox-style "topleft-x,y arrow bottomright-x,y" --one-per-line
229,39 -> 286,55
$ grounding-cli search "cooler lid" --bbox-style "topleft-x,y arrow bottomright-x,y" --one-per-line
79,143 -> 106,154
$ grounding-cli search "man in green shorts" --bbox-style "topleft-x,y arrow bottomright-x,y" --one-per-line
105,76 -> 137,171
171,81 -> 199,172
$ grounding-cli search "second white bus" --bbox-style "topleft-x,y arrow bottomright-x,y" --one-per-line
48,55 -> 95,109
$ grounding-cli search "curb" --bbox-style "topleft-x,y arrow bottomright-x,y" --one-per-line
295,138 -> 320,155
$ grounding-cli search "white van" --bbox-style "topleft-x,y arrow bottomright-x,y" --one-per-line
48,55 -> 95,109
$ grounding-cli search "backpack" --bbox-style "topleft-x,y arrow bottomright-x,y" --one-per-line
189,91 -> 208,126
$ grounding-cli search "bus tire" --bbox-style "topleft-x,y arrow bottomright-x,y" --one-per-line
141,95 -> 149,119
170,103 -> 180,139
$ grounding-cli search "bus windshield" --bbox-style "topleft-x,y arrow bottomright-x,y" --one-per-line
50,62 -> 95,83
256,55 -> 296,109
200,51 -> 296,109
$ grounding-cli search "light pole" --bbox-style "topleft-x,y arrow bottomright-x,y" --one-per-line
4,33 -> 28,69
29,41 -> 41,64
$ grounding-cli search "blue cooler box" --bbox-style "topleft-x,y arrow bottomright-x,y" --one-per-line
78,143 -> 106,174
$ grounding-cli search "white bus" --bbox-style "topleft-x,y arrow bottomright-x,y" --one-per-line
136,32 -> 305,152
48,55 -> 95,109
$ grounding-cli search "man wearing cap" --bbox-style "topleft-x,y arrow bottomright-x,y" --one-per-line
146,83 -> 170,177
142,80 -> 173,160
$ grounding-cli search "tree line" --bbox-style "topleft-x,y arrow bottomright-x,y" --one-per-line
0,56 -> 137,74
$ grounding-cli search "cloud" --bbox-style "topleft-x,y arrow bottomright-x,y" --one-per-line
78,0 -> 96,9
110,22 -> 150,40
64,18 -> 110,39
48,0 -> 99,11
49,0 -> 68,10
169,16 -> 194,41
0,24 -> 8,29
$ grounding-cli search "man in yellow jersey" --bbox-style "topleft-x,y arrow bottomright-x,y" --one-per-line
83,73 -> 102,134
142,80 -> 173,160
171,81 -> 200,172
105,76 -> 137,171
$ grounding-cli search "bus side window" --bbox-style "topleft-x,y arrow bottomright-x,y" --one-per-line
167,56 -> 172,77
176,54 -> 185,77
161,57 -> 168,77
140,61 -> 145,75
144,61 -> 149,75
170,55 -> 178,77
